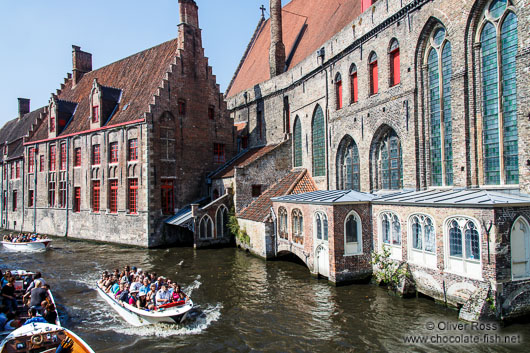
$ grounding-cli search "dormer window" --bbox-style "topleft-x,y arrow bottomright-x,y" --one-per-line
92,106 -> 99,123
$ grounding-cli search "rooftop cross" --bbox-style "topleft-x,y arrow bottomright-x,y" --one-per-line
260,5 -> 266,18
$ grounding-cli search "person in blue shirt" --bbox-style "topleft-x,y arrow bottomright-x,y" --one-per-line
23,308 -> 47,326
0,305 -> 9,331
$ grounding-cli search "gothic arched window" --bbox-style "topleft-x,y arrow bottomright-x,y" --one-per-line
294,116 -> 302,167
389,39 -> 400,86
479,0 -> 518,185
336,136 -> 360,191
426,26 -> 453,186
312,106 -> 326,177
335,73 -> 343,109
375,129 -> 402,190
369,52 -> 378,95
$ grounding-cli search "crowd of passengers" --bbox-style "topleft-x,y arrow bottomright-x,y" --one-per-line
97,265 -> 188,310
2,233 -> 48,243
0,270 -> 58,332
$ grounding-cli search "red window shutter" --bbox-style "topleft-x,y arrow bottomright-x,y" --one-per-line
371,62 -> 378,95
60,144 -> 67,170
49,145 -> 56,171
75,148 -> 81,167
361,0 -> 374,12
40,155 -> 44,172
161,180 -> 174,215
128,179 -> 138,214
92,181 -> 100,212
128,139 -> 138,161
16,161 -> 20,179
28,148 -> 35,173
110,142 -> 118,163
392,49 -> 400,86
29,190 -> 34,207
50,116 -> 55,132
92,106 -> 99,123
74,187 -> 80,212
110,180 -> 118,213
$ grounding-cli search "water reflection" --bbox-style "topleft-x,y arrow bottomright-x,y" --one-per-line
1,239 -> 530,352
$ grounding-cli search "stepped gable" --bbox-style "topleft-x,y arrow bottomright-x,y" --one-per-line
211,143 -> 281,179
29,38 -> 180,142
0,107 -> 45,162
226,0 -> 361,97
238,169 -> 317,222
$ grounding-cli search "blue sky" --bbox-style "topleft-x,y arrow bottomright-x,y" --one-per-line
0,0 -> 288,127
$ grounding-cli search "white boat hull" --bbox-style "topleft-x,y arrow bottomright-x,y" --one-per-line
96,286 -> 193,327
1,240 -> 51,252
0,323 -> 95,353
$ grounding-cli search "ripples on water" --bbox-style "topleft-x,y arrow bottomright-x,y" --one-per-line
1,238 -> 530,352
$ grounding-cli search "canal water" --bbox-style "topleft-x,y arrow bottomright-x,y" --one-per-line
1,238 -> 530,352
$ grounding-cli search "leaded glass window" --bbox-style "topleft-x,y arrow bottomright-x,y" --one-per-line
410,215 -> 436,253
278,207 -> 288,239
465,221 -> 480,260
449,220 -> 463,257
337,136 -> 360,191
376,130 -> 402,190
426,26 -> 453,186
294,117 -> 302,167
381,212 -> 401,246
315,212 -> 328,242
312,106 -> 326,177
448,217 -> 480,261
480,1 -> 518,185
346,215 -> 358,243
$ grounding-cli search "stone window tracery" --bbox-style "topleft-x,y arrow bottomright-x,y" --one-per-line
375,129 -> 402,190
312,105 -> 325,177
216,205 -> 229,238
293,116 -> 302,167
278,207 -> 288,239
314,212 -> 328,242
478,0 -> 518,185
199,215 -> 213,239
344,211 -> 362,255
446,217 -> 481,277
426,25 -> 453,186
336,135 -> 360,191
292,209 -> 304,244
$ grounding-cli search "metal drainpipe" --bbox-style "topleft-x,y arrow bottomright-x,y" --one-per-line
21,159 -> 25,232
324,66 -> 330,191
1,163 -> 4,227
64,138 -> 70,237
33,149 -> 37,234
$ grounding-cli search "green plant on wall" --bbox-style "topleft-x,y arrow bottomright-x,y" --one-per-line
370,244 -> 409,290
228,206 -> 250,245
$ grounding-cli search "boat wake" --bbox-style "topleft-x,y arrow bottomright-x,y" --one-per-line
108,303 -> 223,337
183,275 -> 201,297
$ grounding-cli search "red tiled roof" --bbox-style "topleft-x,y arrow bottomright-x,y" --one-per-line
211,143 -> 280,179
28,38 -> 180,142
290,171 -> 318,195
238,169 -> 317,222
226,0 -> 362,97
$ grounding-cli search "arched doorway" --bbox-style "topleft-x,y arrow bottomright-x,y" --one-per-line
315,244 -> 329,278
511,217 -> 530,279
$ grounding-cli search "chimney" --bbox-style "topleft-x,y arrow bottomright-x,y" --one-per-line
179,0 -> 199,28
18,98 -> 30,118
269,0 -> 286,78
72,45 -> 92,86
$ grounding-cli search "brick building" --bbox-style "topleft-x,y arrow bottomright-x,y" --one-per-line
224,0 -> 530,321
1,0 -> 235,247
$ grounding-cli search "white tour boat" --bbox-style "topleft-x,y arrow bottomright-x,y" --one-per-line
0,323 -> 95,353
1,239 -> 52,252
96,285 -> 194,327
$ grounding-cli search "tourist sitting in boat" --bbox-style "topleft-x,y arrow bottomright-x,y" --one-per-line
43,302 -> 57,324
116,283 -> 130,303
130,275 -> 143,293
0,305 -> 9,330
139,277 -> 151,297
128,290 -> 139,307
155,284 -> 171,306
146,284 -> 157,310
136,292 -> 147,310
23,307 -> 48,326
1,277 -> 17,314
25,272 -> 46,293
23,279 -> 49,312
171,284 -> 188,305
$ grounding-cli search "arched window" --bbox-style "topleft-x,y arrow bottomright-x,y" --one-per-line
292,209 -> 304,245
479,0 -> 518,185
199,215 -> 213,239
278,207 -> 288,240
389,39 -> 400,86
511,217 -> 530,279
344,211 -> 362,255
369,52 -> 378,95
350,64 -> 358,103
426,26 -> 453,186
446,217 -> 481,278
314,212 -> 328,242
380,211 -> 401,260
312,106 -> 326,177
293,116 -> 302,167
216,205 -> 229,238
335,73 -> 343,109
409,214 -> 437,268
375,129 -> 402,190
336,135 -> 360,191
